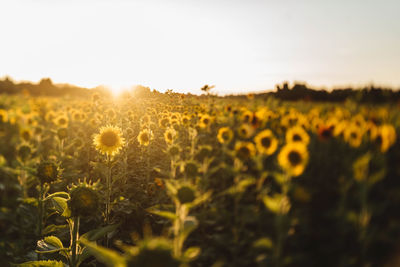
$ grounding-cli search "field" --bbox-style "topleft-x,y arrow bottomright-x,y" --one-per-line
1,92 -> 400,267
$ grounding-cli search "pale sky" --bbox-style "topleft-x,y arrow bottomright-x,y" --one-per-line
0,0 -> 399,95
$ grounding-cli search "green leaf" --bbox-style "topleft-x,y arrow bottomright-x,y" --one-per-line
253,237 -> 273,249
165,181 -> 177,195
181,216 -> 198,240
80,239 -> 125,267
17,260 -> 65,267
43,224 -> 69,235
51,197 -> 68,214
77,247 -> 92,266
147,209 -> 177,221
80,223 -> 120,242
183,247 -> 201,262
36,236 -> 67,254
224,178 -> 256,195
44,191 -> 70,201
188,191 -> 212,209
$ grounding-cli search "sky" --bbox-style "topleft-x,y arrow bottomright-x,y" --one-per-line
0,0 -> 399,95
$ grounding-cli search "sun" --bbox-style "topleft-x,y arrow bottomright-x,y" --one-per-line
108,85 -> 130,96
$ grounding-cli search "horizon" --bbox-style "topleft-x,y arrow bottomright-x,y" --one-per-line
1,0 -> 399,95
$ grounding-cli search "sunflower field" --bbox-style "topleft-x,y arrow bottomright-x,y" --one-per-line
1,92 -> 400,267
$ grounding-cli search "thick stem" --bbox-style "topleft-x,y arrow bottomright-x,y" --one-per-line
71,216 -> 80,267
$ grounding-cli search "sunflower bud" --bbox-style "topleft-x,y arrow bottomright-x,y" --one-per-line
177,186 -> 195,204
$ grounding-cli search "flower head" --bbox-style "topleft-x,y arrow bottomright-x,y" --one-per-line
93,125 -> 125,157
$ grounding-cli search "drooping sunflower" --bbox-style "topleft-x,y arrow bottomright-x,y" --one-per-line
278,142 -> 309,177
93,125 -> 125,156
138,129 -> 153,146
217,127 -> 234,144
37,161 -> 58,184
286,126 -> 310,145
254,129 -> 278,155
235,141 -> 256,160
68,182 -> 100,218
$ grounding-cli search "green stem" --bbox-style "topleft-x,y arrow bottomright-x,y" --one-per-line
105,155 -> 112,248
274,214 -> 283,267
37,183 -> 44,260
71,216 -> 80,267
173,203 -> 182,257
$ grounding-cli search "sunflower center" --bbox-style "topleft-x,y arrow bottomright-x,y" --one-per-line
140,133 -> 149,143
293,134 -> 302,141
321,128 -> 332,138
261,137 -> 271,148
238,146 -> 250,158
101,131 -> 118,147
288,151 -> 302,166
79,192 -> 94,208
222,131 -> 230,140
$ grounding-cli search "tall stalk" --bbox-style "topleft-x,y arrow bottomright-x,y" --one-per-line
70,216 -> 80,267
105,155 -> 112,248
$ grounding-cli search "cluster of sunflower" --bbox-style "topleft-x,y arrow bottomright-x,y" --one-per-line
1,92 -> 400,266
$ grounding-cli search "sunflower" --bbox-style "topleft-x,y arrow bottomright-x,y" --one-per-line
199,114 -> 212,129
344,124 -> 364,148
235,141 -> 256,160
375,124 -> 397,153
37,161 -> 58,184
278,142 -> 309,177
254,129 -> 278,155
159,117 -> 170,128
69,183 -> 100,218
57,127 -> 68,140
0,109 -> 8,123
217,127 -> 234,144
138,129 -> 153,146
317,125 -> 334,141
20,128 -> 32,142
241,110 -> 254,123
181,115 -> 191,126
140,114 -> 151,125
237,124 -> 254,139
164,128 -> 176,144
93,125 -> 125,156
54,114 -> 69,127
286,126 -> 310,145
